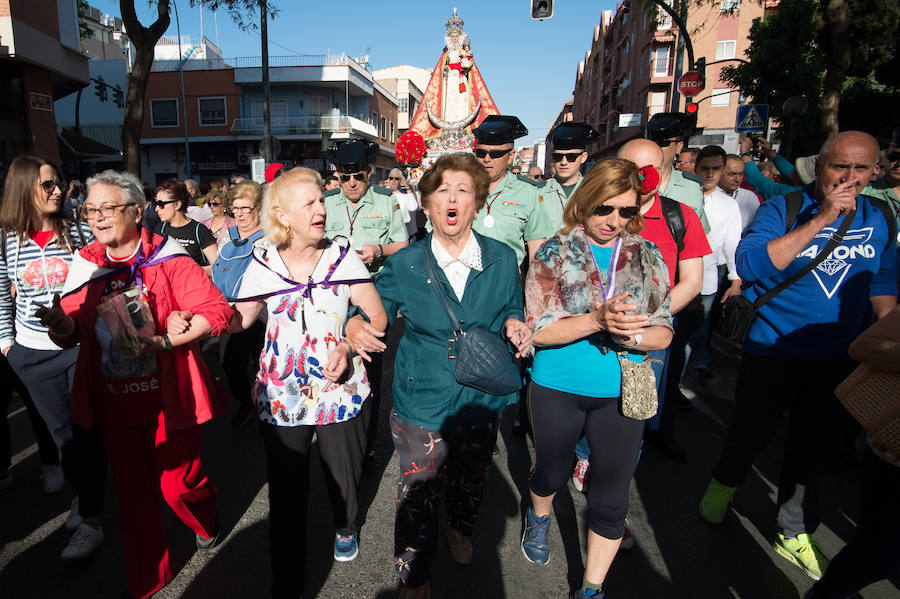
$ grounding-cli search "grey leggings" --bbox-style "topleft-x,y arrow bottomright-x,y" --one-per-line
528,382 -> 644,539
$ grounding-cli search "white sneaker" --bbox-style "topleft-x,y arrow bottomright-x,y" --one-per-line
64,497 -> 83,532
41,464 -> 65,495
60,522 -> 104,561
571,457 -> 589,493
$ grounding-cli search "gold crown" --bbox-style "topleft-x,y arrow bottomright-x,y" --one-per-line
446,10 -> 464,34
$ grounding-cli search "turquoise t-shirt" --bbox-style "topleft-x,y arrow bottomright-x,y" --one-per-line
531,243 -> 644,398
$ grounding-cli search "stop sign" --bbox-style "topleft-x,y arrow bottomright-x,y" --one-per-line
678,71 -> 706,97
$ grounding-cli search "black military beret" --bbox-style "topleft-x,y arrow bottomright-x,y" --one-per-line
472,115 -> 528,145
323,139 -> 379,172
551,122 -> 600,150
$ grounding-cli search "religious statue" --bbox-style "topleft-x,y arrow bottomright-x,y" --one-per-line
408,9 -> 500,155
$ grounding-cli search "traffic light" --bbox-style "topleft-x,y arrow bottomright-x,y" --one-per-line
530,0 -> 553,20
112,85 -> 124,108
694,57 -> 706,77
685,102 -> 699,117
94,77 -> 107,102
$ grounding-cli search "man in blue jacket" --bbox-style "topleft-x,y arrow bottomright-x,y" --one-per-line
699,131 -> 897,580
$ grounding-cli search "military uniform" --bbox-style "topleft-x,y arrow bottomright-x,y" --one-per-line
324,185 -> 407,275
539,174 -> 583,234
472,171 -> 555,266
664,169 -> 711,233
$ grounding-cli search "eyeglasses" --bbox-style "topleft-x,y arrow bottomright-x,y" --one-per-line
339,172 -> 367,183
154,199 -> 179,208
552,152 -> 583,163
591,204 -> 640,219
39,179 -> 62,192
81,204 -> 131,220
474,148 -> 512,159
387,176 -> 401,181
231,206 -> 256,215
208,201 -> 222,207
531,175 -> 545,180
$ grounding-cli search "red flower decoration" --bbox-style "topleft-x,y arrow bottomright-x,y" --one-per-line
639,164 -> 660,195
396,131 -> 425,167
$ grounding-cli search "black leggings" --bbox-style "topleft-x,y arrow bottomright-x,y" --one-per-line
528,382 -> 644,539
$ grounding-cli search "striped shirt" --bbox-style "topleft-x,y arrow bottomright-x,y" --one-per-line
0,223 -> 93,351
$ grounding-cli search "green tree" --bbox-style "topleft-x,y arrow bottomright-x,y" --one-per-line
119,1 -> 276,176
722,0 -> 900,153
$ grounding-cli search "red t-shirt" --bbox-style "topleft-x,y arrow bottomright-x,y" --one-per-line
640,196 -> 711,287
28,230 -> 55,249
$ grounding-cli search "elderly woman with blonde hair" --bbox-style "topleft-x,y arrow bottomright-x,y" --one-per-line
227,167 -> 386,598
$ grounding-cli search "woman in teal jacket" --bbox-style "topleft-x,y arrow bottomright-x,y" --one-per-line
347,152 -> 531,599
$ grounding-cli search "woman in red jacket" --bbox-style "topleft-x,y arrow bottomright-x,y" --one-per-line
38,170 -> 234,599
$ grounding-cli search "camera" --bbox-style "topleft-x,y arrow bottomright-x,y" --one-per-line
745,134 -> 764,160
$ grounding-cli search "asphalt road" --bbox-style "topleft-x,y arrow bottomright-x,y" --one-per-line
1,326 -> 898,599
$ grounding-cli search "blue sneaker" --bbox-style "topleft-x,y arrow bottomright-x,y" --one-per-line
521,508 -> 551,565
333,531 -> 359,562
575,588 -> 605,599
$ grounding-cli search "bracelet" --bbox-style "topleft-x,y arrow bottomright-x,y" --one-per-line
376,244 -> 384,259
162,334 -> 173,351
341,338 -> 355,355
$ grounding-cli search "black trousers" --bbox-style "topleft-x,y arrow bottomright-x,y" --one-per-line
0,356 -> 58,470
712,353 -> 856,536
262,399 -> 371,599
808,448 -> 900,598
528,383 -> 644,539
222,319 -> 266,408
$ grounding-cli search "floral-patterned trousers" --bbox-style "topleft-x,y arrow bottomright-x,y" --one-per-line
390,410 -> 498,588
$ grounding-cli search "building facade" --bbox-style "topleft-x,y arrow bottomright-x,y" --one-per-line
0,0 -> 89,168
571,0 -> 766,157
372,64 -> 428,134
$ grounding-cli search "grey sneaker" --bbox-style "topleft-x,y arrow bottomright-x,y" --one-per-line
64,497 -> 83,532
521,508 -> 551,566
60,522 -> 104,561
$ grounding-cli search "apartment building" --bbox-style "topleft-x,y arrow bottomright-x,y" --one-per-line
572,0 -> 766,156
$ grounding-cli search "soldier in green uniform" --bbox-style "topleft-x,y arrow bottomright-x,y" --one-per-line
645,112 -> 711,233
323,139 -> 409,276
322,139 -> 408,453
539,122 -> 601,232
470,115 -> 556,271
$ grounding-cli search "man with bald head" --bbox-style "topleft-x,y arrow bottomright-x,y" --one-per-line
616,138 -> 711,461
700,131 -> 897,581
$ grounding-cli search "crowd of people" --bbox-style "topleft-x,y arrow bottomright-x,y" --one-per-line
0,115 -> 898,599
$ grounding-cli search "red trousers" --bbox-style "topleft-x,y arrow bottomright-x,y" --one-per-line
100,410 -> 218,599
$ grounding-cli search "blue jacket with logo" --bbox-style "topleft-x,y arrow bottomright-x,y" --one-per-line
736,185 -> 898,359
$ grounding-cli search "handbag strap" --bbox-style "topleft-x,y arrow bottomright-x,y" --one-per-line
421,240 -> 464,335
752,198 -> 857,310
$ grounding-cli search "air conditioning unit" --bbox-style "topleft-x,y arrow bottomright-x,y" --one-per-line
237,142 -> 254,166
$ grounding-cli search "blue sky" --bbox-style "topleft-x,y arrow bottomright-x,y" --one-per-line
96,0 -> 618,145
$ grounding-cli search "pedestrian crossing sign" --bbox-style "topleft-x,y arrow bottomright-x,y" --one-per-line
735,104 -> 769,133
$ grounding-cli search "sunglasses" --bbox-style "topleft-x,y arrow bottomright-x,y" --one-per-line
887,150 -> 900,162
208,201 -> 222,207
154,199 -> 179,207
231,206 -> 256,215
339,172 -> 367,183
592,205 -> 640,219
656,138 -> 681,148
39,179 -> 62,192
387,176 -> 401,181
474,148 -> 511,159
552,152 -> 583,163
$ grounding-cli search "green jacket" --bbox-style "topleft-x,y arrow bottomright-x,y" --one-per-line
376,232 -> 525,431
539,175 -> 582,234
664,169 -> 710,233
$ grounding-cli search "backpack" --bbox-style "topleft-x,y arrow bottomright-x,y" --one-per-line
659,195 -> 686,254
160,221 -> 209,265
212,226 -> 265,300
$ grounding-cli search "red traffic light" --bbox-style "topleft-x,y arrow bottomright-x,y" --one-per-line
685,102 -> 699,115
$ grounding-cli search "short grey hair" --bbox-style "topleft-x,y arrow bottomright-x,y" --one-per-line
86,170 -> 147,209
388,168 -> 404,178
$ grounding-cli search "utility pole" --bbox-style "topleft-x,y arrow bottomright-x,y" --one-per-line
669,0 -> 689,112
173,1 -> 192,178
260,0 -> 272,162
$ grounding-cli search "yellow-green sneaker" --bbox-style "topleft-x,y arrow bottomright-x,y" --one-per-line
699,478 -> 736,524
774,532 -> 829,580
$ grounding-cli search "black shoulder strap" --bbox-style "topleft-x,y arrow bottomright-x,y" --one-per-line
753,207 -> 858,310
861,194 -> 897,250
783,189 -> 806,235
421,243 -> 463,334
658,195 -> 685,254
1,229 -> 6,262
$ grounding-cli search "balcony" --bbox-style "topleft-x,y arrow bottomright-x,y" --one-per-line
230,114 -> 377,138
650,57 -> 675,80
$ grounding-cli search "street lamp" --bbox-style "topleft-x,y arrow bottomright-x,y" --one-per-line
172,1 -> 192,178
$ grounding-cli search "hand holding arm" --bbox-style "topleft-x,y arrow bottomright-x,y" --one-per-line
504,318 -> 532,358
322,341 -> 351,382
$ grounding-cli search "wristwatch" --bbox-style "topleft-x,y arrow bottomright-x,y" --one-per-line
632,333 -> 643,348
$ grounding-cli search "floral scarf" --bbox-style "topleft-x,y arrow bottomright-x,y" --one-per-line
525,228 -> 673,346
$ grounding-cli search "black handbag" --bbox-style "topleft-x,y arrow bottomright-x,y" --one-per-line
711,205 -> 857,361
422,244 -> 523,396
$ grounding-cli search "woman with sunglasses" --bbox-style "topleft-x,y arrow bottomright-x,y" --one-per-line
0,155 -> 108,561
521,159 -> 673,599
201,188 -> 235,247
154,179 -> 218,271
